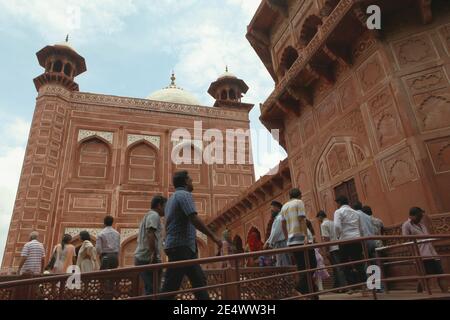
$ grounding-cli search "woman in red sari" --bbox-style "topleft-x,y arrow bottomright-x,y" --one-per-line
246,229 -> 264,267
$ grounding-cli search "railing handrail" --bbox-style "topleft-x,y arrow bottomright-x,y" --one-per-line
1,234 -> 449,290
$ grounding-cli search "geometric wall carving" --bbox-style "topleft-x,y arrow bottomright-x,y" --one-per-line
357,53 -> 386,93
439,24 -> 450,55
339,75 -> 359,111
120,193 -> 152,215
382,148 -> 419,190
372,108 -> 403,149
404,67 -> 449,95
426,136 -> 450,174
392,33 -> 437,69
317,95 -> 337,127
326,143 -> 351,178
317,161 -> 329,188
302,112 -> 316,142
78,129 -> 113,144
413,88 -> 450,132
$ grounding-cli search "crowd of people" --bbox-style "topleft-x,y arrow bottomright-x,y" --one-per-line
19,215 -> 121,276
17,171 -> 447,300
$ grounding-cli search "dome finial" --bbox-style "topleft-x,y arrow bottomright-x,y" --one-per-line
170,71 -> 176,86
66,34 -> 69,43
226,65 -> 229,73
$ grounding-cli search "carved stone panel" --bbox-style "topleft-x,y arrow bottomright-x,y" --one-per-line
339,76 -> 359,111
286,118 -> 302,153
357,53 -> 386,94
353,143 -> 367,164
382,148 -> 419,190
326,144 -> 351,178
426,136 -> 450,174
403,67 -> 449,96
301,111 -> 316,142
319,188 -> 335,216
372,107 -> 404,149
391,33 -> 438,69
438,24 -> 450,56
316,160 -> 329,189
317,94 -> 338,128
413,88 -> 450,132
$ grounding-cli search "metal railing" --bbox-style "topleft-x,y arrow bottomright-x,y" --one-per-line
0,234 -> 449,300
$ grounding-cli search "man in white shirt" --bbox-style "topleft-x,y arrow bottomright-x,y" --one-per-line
264,201 -> 291,266
281,188 -> 317,298
334,196 -> 366,287
317,211 -> 347,289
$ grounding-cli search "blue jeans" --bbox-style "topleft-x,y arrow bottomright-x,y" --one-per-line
135,258 -> 160,296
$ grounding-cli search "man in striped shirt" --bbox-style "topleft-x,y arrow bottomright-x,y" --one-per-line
281,188 -> 318,298
18,231 -> 45,275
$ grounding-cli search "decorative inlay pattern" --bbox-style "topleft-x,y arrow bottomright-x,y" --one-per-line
120,228 -> 139,244
127,134 -> 160,149
38,86 -> 248,121
78,130 -> 113,144
65,228 -> 104,239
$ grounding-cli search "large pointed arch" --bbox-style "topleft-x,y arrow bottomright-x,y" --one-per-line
76,136 -> 111,180
125,140 -> 160,184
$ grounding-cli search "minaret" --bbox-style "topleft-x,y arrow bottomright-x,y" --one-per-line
207,67 -> 251,110
1,38 -> 87,270
33,36 -> 87,92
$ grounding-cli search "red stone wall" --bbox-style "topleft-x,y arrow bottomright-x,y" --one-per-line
280,5 -> 450,225
2,86 -> 255,269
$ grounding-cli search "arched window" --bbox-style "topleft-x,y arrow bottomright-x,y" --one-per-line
221,90 -> 228,100
229,89 -> 237,100
64,63 -> 72,77
127,142 -> 158,183
77,138 -> 110,179
280,46 -> 299,73
53,60 -> 63,73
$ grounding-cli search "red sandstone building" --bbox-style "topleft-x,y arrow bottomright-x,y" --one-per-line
1,41 -> 255,270
209,0 -> 450,254
3,0 -> 450,273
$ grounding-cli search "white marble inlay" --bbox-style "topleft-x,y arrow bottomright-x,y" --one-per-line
78,130 -> 114,144
120,228 -> 139,244
127,134 -> 161,149
65,228 -> 104,239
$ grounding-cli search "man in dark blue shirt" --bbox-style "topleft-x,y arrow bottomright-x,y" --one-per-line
161,170 -> 222,300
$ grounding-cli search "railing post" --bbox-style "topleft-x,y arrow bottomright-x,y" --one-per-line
304,246 -> 314,298
152,268 -> 159,300
224,263 -> 240,300
412,239 -> 432,296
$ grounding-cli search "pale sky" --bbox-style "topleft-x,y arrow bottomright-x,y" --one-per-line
0,0 -> 287,265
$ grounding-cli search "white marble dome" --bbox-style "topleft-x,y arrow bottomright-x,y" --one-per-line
147,73 -> 200,106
